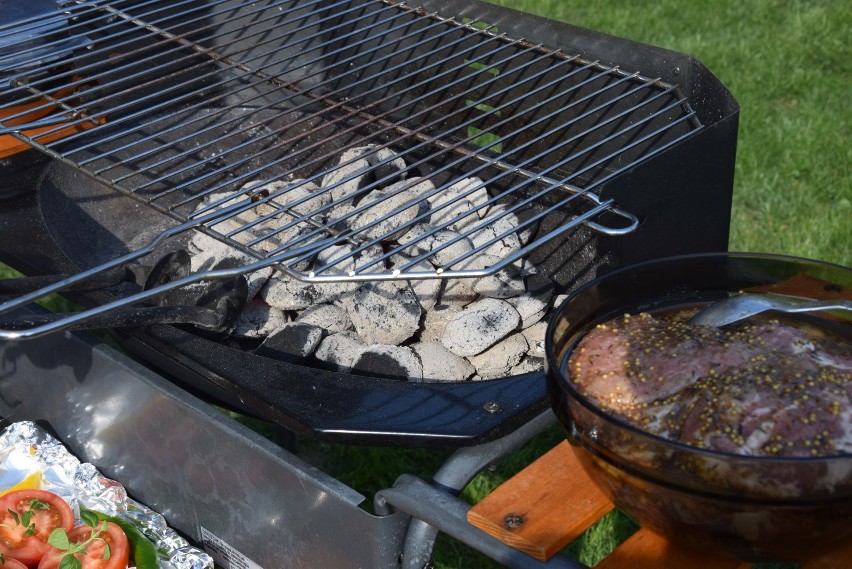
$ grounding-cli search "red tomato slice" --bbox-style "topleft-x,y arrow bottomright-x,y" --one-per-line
0,558 -> 29,569
37,521 -> 129,569
0,489 -> 74,567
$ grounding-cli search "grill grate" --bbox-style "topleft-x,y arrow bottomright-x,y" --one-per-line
0,0 -> 703,338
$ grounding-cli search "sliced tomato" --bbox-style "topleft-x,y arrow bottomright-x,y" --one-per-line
37,521 -> 129,569
0,489 -> 74,567
0,558 -> 29,569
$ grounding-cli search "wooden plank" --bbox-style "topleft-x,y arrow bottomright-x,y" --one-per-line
799,542 -> 852,569
596,529 -> 751,569
466,440 -> 613,561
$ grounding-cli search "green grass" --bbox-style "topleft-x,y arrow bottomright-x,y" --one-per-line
0,0 -> 848,567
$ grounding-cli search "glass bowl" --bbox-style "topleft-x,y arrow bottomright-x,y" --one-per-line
545,252 -> 852,562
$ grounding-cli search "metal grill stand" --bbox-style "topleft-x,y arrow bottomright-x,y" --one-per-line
0,307 -> 575,568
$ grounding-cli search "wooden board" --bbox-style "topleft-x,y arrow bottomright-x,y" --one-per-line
467,440 -> 852,568
467,441 -> 613,561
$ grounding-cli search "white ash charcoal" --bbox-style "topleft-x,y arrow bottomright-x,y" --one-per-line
347,178 -> 435,241
521,321 -> 548,358
418,303 -> 461,342
342,280 -> 422,345
387,256 -> 442,311
230,301 -> 290,339
511,356 -> 545,375
277,178 -> 331,216
509,293 -> 549,329
418,230 -> 474,270
295,303 -> 353,334
427,188 -> 478,234
314,331 -> 367,372
441,298 -> 521,357
260,272 -> 325,311
313,243 -> 384,302
439,278 -> 478,308
322,147 -> 374,202
188,232 -> 273,300
255,322 -> 325,361
469,207 -> 522,259
471,257 -> 526,299
410,341 -> 475,382
484,203 -> 535,246
351,345 -> 423,381
466,333 -> 529,379
364,146 -> 408,184
553,293 -> 569,311
427,177 -> 489,233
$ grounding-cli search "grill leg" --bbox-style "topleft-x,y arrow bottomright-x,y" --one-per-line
375,410 -> 558,568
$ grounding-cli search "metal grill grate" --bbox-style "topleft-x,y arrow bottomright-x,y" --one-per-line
0,0 -> 703,337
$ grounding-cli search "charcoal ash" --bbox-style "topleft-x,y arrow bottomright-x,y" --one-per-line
351,345 -> 423,381
440,298 -> 521,357
256,322 -> 324,362
187,145 -> 567,382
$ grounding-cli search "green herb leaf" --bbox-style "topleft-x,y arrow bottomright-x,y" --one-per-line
28,499 -> 49,511
80,509 -> 99,529
58,554 -> 82,569
6,509 -> 19,526
48,528 -> 71,550
20,510 -> 31,528
102,542 -> 111,560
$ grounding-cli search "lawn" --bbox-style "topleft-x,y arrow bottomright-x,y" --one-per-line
0,0 -> 848,567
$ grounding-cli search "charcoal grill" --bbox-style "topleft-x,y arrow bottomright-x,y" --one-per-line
0,0 -> 738,446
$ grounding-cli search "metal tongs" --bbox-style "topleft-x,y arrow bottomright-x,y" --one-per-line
689,293 -> 852,328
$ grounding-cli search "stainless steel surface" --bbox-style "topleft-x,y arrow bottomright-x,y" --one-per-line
689,294 -> 852,328
0,0 -> 704,338
0,307 -> 408,568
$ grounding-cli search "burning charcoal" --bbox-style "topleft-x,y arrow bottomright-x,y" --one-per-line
471,257 -> 526,299
341,281 -> 421,345
351,345 -> 423,381
508,293 -> 549,329
511,356 -> 545,375
322,147 -> 374,202
347,178 -> 434,241
439,278 -> 478,308
256,322 -> 324,362
441,298 -> 521,357
188,232 -> 273,300
418,303 -> 461,342
230,300 -> 290,339
365,147 -> 408,184
483,203 -> 535,246
260,272 -> 325,311
314,331 -> 367,372
417,229 -> 473,269
427,177 -> 488,233
313,243 -> 384,302
521,321 -> 547,358
410,341 -> 475,382
470,207 -> 522,258
295,303 -> 354,334
388,257 -> 441,311
467,333 -> 529,380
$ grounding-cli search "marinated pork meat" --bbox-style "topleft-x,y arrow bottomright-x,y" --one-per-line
569,309 -> 852,457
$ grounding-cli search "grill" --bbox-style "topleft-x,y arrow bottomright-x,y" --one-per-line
0,0 -> 738,446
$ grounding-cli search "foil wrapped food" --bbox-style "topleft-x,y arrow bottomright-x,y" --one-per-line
0,420 -> 213,569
